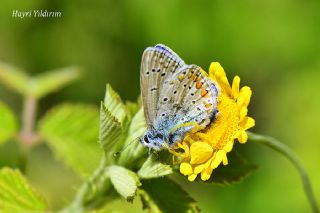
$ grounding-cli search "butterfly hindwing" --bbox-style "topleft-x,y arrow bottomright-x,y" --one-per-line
156,65 -> 218,131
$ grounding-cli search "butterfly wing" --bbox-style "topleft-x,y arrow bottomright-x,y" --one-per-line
140,44 -> 185,126
140,44 -> 219,147
156,64 -> 218,131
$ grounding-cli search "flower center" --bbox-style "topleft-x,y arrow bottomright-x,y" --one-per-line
188,93 -> 239,150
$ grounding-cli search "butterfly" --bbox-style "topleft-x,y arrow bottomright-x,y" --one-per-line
140,44 -> 219,151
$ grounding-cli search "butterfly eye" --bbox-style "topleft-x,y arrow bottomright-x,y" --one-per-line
144,135 -> 150,144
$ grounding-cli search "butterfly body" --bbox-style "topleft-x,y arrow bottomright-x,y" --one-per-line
140,44 -> 219,151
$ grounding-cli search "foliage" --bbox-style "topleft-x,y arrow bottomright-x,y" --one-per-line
99,103 -> 123,161
203,151 -> 258,184
39,104 -> 102,177
0,102 -> 17,144
108,166 -> 141,201
137,155 -> 173,179
0,62 -> 80,99
0,167 -> 48,213
141,178 -> 199,213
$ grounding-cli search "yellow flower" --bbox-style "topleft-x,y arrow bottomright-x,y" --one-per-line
176,62 -> 255,181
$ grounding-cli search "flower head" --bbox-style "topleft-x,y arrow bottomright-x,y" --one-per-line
175,62 -> 255,181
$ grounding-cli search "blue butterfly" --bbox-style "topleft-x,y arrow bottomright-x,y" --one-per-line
140,44 -> 219,151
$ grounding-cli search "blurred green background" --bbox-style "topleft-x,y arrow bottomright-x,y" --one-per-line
0,0 -> 320,212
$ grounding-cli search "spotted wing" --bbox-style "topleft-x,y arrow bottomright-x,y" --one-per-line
156,64 -> 218,132
140,44 -> 185,126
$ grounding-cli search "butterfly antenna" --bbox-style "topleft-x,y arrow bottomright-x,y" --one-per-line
113,137 -> 141,158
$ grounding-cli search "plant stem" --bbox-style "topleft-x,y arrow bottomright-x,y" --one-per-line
20,95 -> 40,147
248,132 -> 319,213
60,158 -> 116,212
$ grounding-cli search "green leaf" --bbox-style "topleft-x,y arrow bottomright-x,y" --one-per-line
138,189 -> 161,213
0,62 -> 29,95
117,107 -> 147,167
0,62 -> 80,98
125,108 -> 146,146
138,155 -> 172,179
127,108 -> 147,143
0,102 -> 17,144
108,166 -> 141,201
0,167 -> 48,213
205,151 -> 258,184
141,178 -> 199,213
67,160 -> 114,211
29,66 -> 81,98
99,103 -> 123,159
39,104 -> 102,177
104,84 -> 127,124
125,101 -> 138,120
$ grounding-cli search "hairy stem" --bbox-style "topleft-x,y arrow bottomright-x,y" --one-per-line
19,96 -> 40,146
248,132 -> 319,213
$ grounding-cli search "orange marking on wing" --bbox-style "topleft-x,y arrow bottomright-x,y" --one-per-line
196,82 -> 203,89
194,76 -> 201,82
201,89 -> 209,97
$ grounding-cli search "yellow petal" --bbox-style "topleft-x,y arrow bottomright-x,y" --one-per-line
239,107 -> 248,121
232,76 -> 240,100
190,142 -> 213,164
238,131 -> 248,143
237,86 -> 252,108
240,116 -> 255,130
245,117 -> 255,129
194,164 -> 205,174
201,170 -> 212,181
209,62 -> 232,96
211,150 -> 225,169
201,162 -> 214,181
180,162 -> 193,176
222,154 -> 228,165
188,174 -> 197,182
224,140 -> 234,152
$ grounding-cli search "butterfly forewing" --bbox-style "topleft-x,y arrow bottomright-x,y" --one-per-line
140,44 -> 185,126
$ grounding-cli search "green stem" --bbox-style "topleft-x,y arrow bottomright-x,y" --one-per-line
248,132 -> 319,213
60,157 -> 116,212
